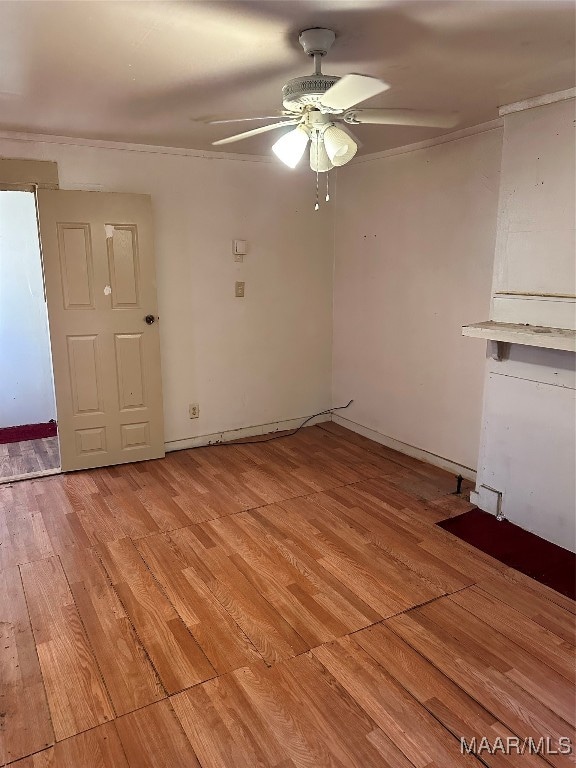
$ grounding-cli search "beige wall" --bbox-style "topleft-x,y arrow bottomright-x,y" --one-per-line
332,127 -> 503,472
0,136 -> 334,445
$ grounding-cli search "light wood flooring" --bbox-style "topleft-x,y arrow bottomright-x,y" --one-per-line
0,437 -> 60,482
1,423 -> 574,767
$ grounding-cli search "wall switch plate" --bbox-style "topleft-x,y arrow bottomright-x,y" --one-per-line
189,403 -> 200,419
235,281 -> 245,298
233,239 -> 247,256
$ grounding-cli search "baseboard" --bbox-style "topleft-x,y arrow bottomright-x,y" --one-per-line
332,414 -> 477,481
165,413 -> 331,453
0,467 -> 61,486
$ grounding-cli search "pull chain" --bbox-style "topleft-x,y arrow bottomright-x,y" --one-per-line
325,172 -> 330,202
315,166 -> 319,211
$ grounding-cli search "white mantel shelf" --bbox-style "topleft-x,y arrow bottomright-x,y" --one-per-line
462,321 -> 576,352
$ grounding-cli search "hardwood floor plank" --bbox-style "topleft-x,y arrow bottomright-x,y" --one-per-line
476,572 -> 576,643
267,496 -> 444,617
2,425 -> 573,767
172,676 -> 289,768
498,568 -> 575,615
10,721 -> 130,768
103,493 -> 161,539
249,506 -> 383,627
59,545 -> 165,715
313,635 -> 480,767
0,566 -> 54,764
423,597 -> 575,724
0,484 -> 54,569
335,480 -> 506,581
354,622 -> 549,767
8,750 -> 54,768
115,699 -> 201,768
135,532 -> 263,674
0,437 -> 60,482
206,515 -> 353,645
323,493 -> 474,593
96,537 -> 216,693
74,493 -> 127,545
19,556 -> 114,740
34,484 -> 92,552
173,655 -> 394,768
275,653 -> 399,767
166,525 -> 309,665
450,586 -> 575,683
388,609 -> 574,767
134,486 -> 194,531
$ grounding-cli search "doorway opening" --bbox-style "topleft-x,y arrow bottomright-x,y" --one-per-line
0,190 -> 60,482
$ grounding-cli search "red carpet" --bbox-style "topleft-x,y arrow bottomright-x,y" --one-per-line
0,422 -> 58,444
438,508 -> 575,600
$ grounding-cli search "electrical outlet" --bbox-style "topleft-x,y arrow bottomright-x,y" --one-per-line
189,403 -> 199,419
235,281 -> 245,298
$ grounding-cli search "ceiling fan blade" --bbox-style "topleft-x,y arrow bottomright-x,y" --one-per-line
346,109 -> 460,128
212,120 -> 299,146
320,74 -> 390,111
209,115 -> 288,125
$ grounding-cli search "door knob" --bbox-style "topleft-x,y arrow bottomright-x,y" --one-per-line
144,314 -> 156,325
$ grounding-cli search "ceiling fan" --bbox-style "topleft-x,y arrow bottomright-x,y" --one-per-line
210,28 -> 459,177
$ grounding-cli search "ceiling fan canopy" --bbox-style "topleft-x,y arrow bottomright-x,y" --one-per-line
210,28 -> 460,177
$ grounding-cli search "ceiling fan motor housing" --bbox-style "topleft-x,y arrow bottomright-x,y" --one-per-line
282,75 -> 341,113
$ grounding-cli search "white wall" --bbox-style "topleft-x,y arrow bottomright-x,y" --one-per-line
332,127 -> 503,473
0,137 -> 334,444
476,347 -> 575,548
491,97 -> 576,328
0,191 -> 56,427
474,96 -> 576,551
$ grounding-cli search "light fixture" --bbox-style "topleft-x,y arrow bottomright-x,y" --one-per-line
322,124 -> 357,166
272,125 -> 310,168
309,135 -> 333,172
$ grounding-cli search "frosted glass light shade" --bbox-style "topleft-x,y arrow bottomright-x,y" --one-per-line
272,125 -> 309,168
310,137 -> 333,172
322,125 -> 357,166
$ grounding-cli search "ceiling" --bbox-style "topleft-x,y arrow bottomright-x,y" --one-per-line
0,1 -> 574,156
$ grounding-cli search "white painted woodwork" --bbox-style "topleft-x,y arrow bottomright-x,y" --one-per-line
492,295 -> 576,330
477,369 -> 575,549
462,321 -> 576,352
0,158 -> 59,189
490,97 -> 575,326
38,190 -> 165,471
499,87 -> 576,115
473,97 -> 576,551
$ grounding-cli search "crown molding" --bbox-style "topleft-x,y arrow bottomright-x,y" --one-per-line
348,118 -> 503,166
499,88 -> 576,116
0,129 -> 273,164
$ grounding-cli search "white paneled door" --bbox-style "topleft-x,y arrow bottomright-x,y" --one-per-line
38,190 -> 164,471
